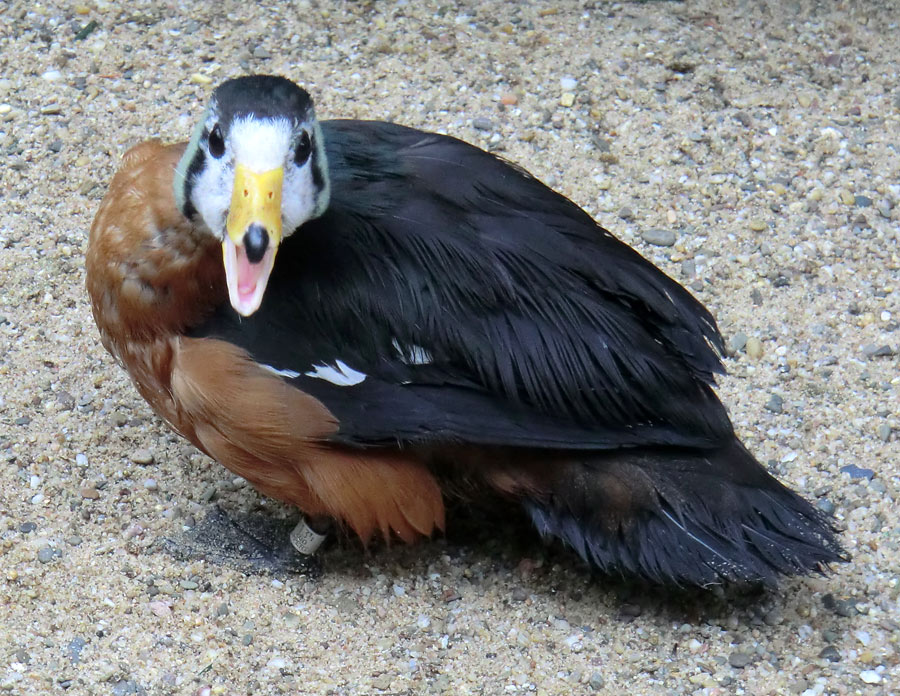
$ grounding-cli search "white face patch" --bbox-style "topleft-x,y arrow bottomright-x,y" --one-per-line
191,160 -> 232,237
229,117 -> 294,174
280,120 -> 323,237
177,109 -> 329,242
304,360 -> 367,386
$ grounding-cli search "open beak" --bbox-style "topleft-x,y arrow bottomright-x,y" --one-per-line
223,164 -> 283,316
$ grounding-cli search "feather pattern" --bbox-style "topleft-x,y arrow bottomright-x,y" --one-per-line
195,120 -> 732,448
523,442 -> 845,586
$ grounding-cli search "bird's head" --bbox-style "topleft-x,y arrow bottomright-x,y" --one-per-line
175,75 -> 330,316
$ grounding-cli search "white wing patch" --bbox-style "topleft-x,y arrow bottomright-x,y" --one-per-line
391,339 -> 433,365
303,360 -> 367,386
260,364 -> 301,379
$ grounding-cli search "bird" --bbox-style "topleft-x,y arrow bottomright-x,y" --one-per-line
86,74 -> 845,586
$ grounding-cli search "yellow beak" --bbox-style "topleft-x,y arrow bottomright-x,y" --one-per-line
222,164 -> 284,316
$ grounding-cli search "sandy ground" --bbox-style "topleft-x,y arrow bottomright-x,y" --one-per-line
1,1 -> 899,694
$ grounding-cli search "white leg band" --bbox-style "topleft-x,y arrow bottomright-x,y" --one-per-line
290,517 -> 327,555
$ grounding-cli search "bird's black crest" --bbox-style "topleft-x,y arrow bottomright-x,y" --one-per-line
212,75 -> 314,127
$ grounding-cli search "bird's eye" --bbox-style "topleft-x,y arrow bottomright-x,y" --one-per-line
294,131 -> 311,166
208,124 -> 225,158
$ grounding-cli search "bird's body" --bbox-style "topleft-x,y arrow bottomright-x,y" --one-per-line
87,76 -> 844,585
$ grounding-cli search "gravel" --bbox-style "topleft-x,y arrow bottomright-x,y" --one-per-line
641,228 -> 677,247
1,1 -> 898,695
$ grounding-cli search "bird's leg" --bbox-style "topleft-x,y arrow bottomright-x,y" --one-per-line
290,514 -> 332,555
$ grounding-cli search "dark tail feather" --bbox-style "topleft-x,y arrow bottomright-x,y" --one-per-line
524,440 -> 847,586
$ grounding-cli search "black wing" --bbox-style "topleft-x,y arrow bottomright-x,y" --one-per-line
192,119 -> 733,450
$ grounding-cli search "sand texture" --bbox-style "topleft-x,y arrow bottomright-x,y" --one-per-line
0,1 -> 898,694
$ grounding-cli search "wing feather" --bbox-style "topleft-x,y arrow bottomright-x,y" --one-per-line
193,119 -> 733,450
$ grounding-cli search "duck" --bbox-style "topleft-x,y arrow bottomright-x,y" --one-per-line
86,74 -> 845,586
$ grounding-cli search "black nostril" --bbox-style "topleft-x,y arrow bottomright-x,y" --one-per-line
243,223 -> 269,264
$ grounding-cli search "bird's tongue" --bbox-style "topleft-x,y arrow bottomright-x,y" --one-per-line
235,244 -> 262,301
222,236 -> 275,317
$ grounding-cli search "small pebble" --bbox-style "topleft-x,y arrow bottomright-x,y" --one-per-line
112,679 -> 142,696
822,629 -> 840,643
729,332 -> 748,353
748,219 -> 767,232
734,111 -> 753,127
819,645 -> 841,662
641,228 -> 676,247
80,487 -> 100,500
765,394 -> 784,413
764,609 -> 783,626
37,547 -> 56,563
67,637 -> 86,664
149,601 -> 171,617
559,92 -> 575,108
869,479 -> 887,495
861,344 -> 894,358
816,499 -> 835,515
729,652 -> 752,668
472,117 -> 493,131
833,599 -> 858,618
859,670 -> 881,684
840,464 -> 875,481
130,449 -> 154,465
371,674 -> 392,691
745,337 -> 764,359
